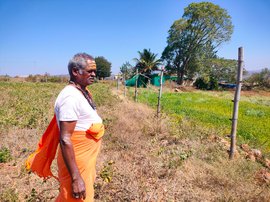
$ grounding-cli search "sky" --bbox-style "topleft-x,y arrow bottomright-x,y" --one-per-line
0,0 -> 270,76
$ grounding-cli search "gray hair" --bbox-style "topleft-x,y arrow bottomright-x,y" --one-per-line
68,53 -> 95,76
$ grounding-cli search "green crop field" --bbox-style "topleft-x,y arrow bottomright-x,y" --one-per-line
134,88 -> 270,154
0,81 -> 116,130
1,81 -> 269,154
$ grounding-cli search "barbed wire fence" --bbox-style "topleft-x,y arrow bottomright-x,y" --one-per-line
116,48 -> 245,159
116,67 -> 180,119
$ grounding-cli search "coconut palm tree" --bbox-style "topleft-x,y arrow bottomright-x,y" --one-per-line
134,49 -> 162,74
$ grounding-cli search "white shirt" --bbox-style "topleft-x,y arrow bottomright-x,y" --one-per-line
54,85 -> 102,131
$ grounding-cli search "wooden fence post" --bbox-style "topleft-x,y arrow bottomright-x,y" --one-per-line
116,75 -> 119,90
229,47 -> 244,159
123,74 -> 126,97
157,68 -> 164,117
135,68 -> 138,102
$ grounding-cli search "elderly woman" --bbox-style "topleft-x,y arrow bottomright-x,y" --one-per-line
26,53 -> 104,202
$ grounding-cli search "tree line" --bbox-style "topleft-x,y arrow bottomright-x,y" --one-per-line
119,2 -> 269,90
4,2 -> 268,89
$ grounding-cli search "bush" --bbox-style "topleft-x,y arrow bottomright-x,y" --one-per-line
0,75 -> 10,82
0,147 -> 12,163
25,74 -> 39,82
246,68 -> 270,89
194,76 -> 218,90
40,76 -> 69,83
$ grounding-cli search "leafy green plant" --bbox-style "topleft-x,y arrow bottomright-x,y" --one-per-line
99,160 -> 114,183
0,147 -> 12,163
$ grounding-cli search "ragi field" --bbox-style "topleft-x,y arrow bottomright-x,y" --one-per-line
0,81 -> 270,201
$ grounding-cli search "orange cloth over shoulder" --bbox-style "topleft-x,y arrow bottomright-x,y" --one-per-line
25,115 -> 59,179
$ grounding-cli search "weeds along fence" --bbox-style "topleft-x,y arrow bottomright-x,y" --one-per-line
115,73 -> 270,157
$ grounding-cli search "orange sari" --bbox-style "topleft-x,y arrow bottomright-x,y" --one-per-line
26,116 -> 104,202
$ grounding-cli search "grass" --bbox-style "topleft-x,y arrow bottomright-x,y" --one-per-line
0,188 -> 19,202
134,88 -> 270,154
89,82 -> 119,107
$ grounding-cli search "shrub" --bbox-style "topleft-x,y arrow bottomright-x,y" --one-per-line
25,188 -> 38,202
246,68 -> 270,89
0,147 -> 12,163
99,161 -> 114,183
0,75 -> 10,82
40,76 -> 68,83
25,74 -> 38,82
194,76 -> 218,90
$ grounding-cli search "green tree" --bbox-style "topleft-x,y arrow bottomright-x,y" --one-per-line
200,58 -> 239,83
162,2 -> 233,85
120,61 -> 134,79
194,57 -> 249,90
134,49 -> 162,74
95,56 -> 112,80
247,68 -> 270,88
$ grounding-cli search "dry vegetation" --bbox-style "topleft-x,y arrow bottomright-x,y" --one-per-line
0,82 -> 269,201
94,90 -> 270,201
